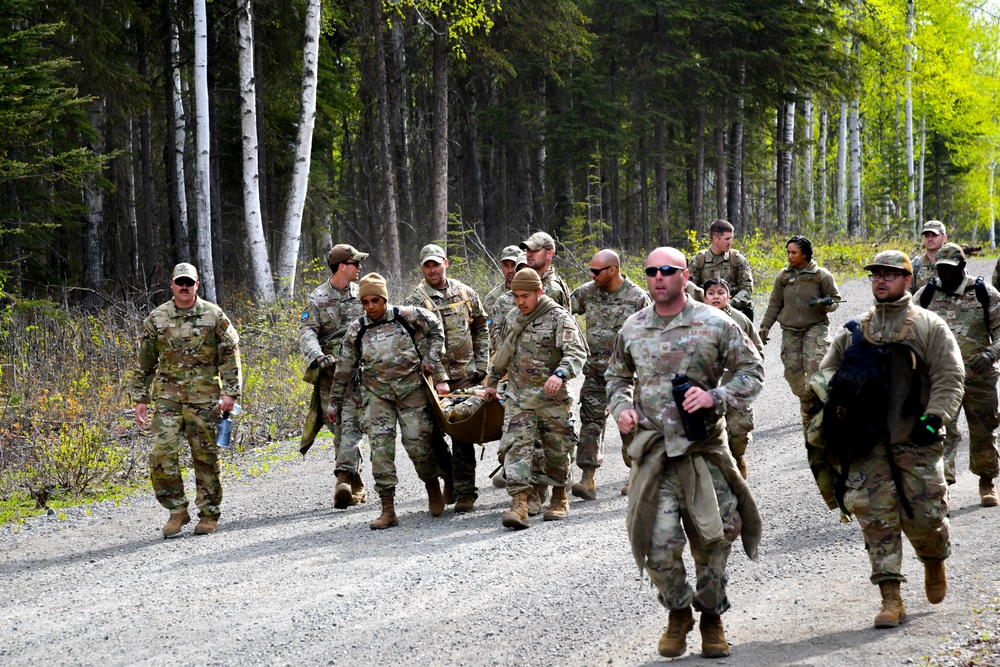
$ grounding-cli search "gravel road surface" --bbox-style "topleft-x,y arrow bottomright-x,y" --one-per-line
2,263 -> 999,666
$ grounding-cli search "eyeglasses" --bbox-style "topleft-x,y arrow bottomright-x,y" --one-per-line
645,266 -> 684,277
590,266 -> 613,276
868,272 -> 905,283
173,278 -> 195,287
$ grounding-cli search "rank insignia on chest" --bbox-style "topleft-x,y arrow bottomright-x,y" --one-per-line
301,311 -> 310,322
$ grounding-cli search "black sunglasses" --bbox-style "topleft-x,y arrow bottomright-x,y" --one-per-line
173,278 -> 196,287
342,261 -> 361,267
590,266 -> 613,275
645,265 -> 683,277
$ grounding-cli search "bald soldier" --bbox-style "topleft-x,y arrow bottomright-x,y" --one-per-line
569,249 -> 651,499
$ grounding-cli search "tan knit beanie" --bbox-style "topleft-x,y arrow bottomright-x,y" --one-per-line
510,268 -> 543,291
358,272 -> 389,300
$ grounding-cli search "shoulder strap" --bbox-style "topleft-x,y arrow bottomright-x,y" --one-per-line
416,283 -> 437,313
730,249 -> 741,269
696,251 -> 706,271
919,278 -> 938,308
354,308 -> 420,358
974,276 -> 992,342
457,283 -> 474,323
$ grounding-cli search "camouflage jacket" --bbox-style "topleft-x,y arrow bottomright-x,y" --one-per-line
910,251 -> 937,294
298,280 -> 364,384
914,273 -> 1000,377
487,288 -> 516,354
689,249 -> 753,311
760,260 -> 841,331
539,268 -> 572,308
483,280 -> 508,317
132,297 -> 242,405
486,300 -> 587,410
570,276 -> 651,376
404,278 -> 489,382
331,305 -> 446,404
606,298 -> 764,458
992,258 -> 1000,292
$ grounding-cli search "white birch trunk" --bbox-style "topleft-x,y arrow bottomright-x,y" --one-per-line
171,0 -> 190,263
837,100 -> 848,228
818,109 -> 828,232
918,116 -> 926,226
848,97 -> 862,236
238,0 -> 276,302
905,0 -> 916,233
193,0 -> 216,301
989,160 -> 996,250
125,116 -> 139,277
83,99 -> 105,309
804,95 -> 815,224
276,0 -> 320,298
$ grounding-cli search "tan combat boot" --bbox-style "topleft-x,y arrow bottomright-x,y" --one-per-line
873,580 -> 908,628
735,456 -> 748,480
350,473 -> 368,505
657,606 -> 694,658
526,486 -> 543,516
571,466 -> 598,501
454,495 -> 476,513
699,613 -> 730,658
501,491 -> 530,530
369,493 -> 398,530
925,560 -> 947,604
543,485 -> 569,521
333,471 -> 354,509
162,511 -> 190,538
980,476 -> 999,507
194,517 -> 218,535
426,479 -> 445,517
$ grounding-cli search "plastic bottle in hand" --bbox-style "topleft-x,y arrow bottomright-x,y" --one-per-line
215,403 -> 243,448
671,374 -> 708,441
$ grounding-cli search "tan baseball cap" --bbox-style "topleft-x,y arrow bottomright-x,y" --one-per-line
922,220 -> 946,236
935,243 -> 965,267
171,263 -> 199,282
327,244 -> 369,265
419,244 -> 447,265
520,231 -> 556,252
499,244 -> 521,262
864,250 -> 913,275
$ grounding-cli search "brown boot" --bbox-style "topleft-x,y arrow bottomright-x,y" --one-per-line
369,493 -> 398,530
501,491 -> 530,529
194,517 -> 218,535
925,560 -> 947,604
873,580 -> 908,628
980,476 -> 999,507
426,479 -> 445,517
350,473 -> 367,505
454,495 -> 476,513
699,613 -> 730,658
571,466 -> 598,501
526,486 -> 543,516
543,485 -> 569,521
333,471 -> 353,509
620,483 -> 629,496
657,606 -> 694,658
735,456 -> 748,480
442,476 -> 455,505
162,511 -> 190,538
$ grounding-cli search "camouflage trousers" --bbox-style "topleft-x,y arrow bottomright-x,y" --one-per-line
577,371 -> 610,469
842,441 -> 950,585
726,406 -> 754,459
429,376 -> 479,500
321,380 -> 366,476
499,402 -> 575,495
150,399 -> 222,519
944,376 -> 1000,481
364,388 -> 441,494
779,323 -> 829,398
646,458 -> 739,615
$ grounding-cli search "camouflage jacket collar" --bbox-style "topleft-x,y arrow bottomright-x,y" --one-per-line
361,304 -> 401,327
167,296 -> 210,317
871,292 -> 914,319
643,296 -> 697,330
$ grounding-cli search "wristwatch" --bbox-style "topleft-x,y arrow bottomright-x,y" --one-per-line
553,369 -> 567,380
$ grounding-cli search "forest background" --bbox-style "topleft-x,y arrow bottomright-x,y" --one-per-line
2,0 -> 1000,520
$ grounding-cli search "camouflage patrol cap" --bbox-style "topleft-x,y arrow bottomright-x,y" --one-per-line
935,242 -> 965,267
499,244 -> 521,262
922,220 -> 946,236
171,263 -> 199,282
328,244 -> 369,266
863,250 -> 913,275
419,244 -> 447,265
520,231 -> 556,252
515,253 -> 529,271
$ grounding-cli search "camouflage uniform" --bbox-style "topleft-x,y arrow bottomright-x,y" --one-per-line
819,293 -> 964,584
299,280 -> 366,472
539,268 -> 572,308
910,251 -> 937,294
606,298 -> 763,615
487,287 -> 516,353
330,306 -> 447,494
486,297 -> 587,494
914,274 -> 1000,482
689,249 -> 754,318
570,277 -> 650,469
720,305 -> 763,460
992,258 -> 1000,292
405,279 -> 489,501
132,297 -> 242,520
760,260 -> 841,402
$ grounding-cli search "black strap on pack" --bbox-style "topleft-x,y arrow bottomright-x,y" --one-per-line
353,307 -> 420,358
920,276 -> 992,342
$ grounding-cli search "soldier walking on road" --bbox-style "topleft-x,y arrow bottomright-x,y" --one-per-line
484,244 -> 522,352
606,248 -> 763,659
688,219 -> 755,321
298,244 -> 369,509
910,220 -> 948,293
483,269 -> 587,529
328,273 -> 449,529
132,263 -> 243,537
816,250 -> 964,628
569,249 -> 650,499
914,243 -> 1000,506
520,231 -> 571,307
404,244 -> 490,513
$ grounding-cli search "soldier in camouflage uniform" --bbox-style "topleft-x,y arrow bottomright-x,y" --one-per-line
328,273 -> 449,529
703,277 -> 763,479
484,244 -> 522,350
133,263 -> 243,538
298,243 -> 369,510
520,231 -> 572,307
913,243 -> 1000,506
404,244 -> 490,513
483,268 -> 587,529
817,250 -> 964,628
759,235 -> 841,421
569,249 -> 650,500
606,247 -> 763,659
688,219 -> 754,321
910,220 -> 947,294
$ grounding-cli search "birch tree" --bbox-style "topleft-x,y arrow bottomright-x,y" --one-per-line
193,0 -> 216,301
904,0 -> 916,233
169,0 -> 190,264
374,0 -> 402,284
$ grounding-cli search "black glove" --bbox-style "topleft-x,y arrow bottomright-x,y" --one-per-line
969,350 -> 996,376
909,414 -> 943,446
758,325 -> 770,345
470,370 -> 487,385
313,354 -> 336,370
809,296 -> 835,308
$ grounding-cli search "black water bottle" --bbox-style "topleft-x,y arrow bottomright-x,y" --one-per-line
671,374 -> 708,441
